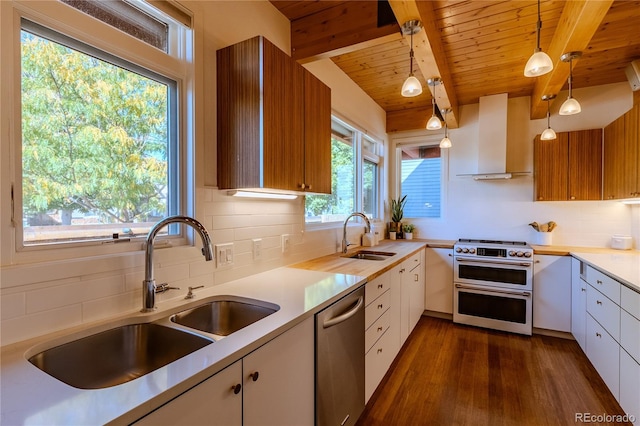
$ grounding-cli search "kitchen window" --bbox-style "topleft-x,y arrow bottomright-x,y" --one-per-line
305,117 -> 381,224
5,1 -> 192,256
397,143 -> 444,219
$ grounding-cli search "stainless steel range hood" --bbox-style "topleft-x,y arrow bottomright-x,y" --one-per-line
460,93 -> 527,180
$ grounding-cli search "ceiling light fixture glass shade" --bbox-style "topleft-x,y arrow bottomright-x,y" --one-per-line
426,77 -> 442,130
540,94 -> 557,140
524,0 -> 553,77
439,108 -> 452,148
401,20 -> 423,97
559,51 -> 582,115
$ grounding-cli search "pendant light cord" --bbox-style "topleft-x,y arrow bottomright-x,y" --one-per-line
536,0 -> 542,51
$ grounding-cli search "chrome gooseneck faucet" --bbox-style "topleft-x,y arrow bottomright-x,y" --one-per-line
342,212 -> 371,253
142,215 -> 214,312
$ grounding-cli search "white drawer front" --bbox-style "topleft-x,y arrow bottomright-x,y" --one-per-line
365,289 -> 390,330
587,285 -> 621,341
621,308 -> 640,364
366,273 -> 390,306
621,285 -> 640,320
620,349 -> 640,425
585,265 -> 621,304
365,328 -> 393,403
586,314 -> 620,400
365,309 -> 390,353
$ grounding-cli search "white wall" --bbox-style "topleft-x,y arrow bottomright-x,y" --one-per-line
394,82 -> 638,248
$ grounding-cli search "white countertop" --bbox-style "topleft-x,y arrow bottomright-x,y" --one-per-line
0,267 -> 366,425
571,251 -> 640,293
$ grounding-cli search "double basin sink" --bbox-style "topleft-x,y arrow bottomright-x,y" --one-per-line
28,297 -> 279,389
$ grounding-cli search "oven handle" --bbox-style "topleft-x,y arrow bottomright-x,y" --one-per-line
455,283 -> 531,297
455,257 -> 532,267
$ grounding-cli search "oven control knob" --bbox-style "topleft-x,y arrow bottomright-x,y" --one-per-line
524,252 -> 532,258
509,251 -> 516,257
469,248 -> 476,254
455,247 -> 462,253
462,248 -> 469,253
516,251 -> 524,257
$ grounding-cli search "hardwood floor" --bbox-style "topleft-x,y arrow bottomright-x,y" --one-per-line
357,316 -> 630,426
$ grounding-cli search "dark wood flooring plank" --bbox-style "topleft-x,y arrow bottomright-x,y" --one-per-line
357,316 -> 630,426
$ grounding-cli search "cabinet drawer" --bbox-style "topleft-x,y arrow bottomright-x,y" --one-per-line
620,349 -> 640,425
621,285 -> 640,320
406,252 -> 421,271
365,309 -> 390,353
365,328 -> 393,403
621,308 -> 640,364
366,273 -> 390,306
365,290 -> 390,329
587,285 -> 620,341
585,266 -> 621,304
586,314 -> 620,400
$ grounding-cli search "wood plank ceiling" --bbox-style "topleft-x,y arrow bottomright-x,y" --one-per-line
270,0 -> 640,133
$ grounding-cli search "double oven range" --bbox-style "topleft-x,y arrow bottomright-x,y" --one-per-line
453,239 -> 534,335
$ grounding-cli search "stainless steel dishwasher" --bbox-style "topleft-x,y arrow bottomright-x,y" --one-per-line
316,286 -> 365,426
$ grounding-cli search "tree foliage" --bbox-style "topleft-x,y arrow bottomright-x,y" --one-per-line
21,30 -> 168,225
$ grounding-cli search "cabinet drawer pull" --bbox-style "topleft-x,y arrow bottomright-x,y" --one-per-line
414,274 -> 419,282
231,383 -> 242,394
596,280 -> 603,285
377,327 -> 383,332
596,332 -> 602,338
377,348 -> 383,354
378,304 -> 384,309
581,288 -> 586,292
378,284 -> 384,289
249,372 -> 259,382
596,300 -> 602,305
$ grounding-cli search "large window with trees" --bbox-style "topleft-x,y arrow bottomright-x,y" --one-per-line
11,0 -> 190,250
305,118 -> 380,224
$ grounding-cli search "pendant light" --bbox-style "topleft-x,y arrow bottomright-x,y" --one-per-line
426,77 -> 442,130
524,0 -> 553,77
439,108 -> 452,149
540,94 -> 557,140
401,20 -> 423,97
559,51 -> 582,115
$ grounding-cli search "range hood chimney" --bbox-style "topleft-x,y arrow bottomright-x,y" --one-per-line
473,93 -> 512,180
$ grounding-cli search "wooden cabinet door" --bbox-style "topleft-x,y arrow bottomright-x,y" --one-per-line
534,132 -> 568,201
568,129 -> 602,200
262,39 -> 304,192
303,69 -> 332,194
603,114 -> 626,199
134,361 -> 242,426
243,317 -> 314,426
626,104 -> 640,197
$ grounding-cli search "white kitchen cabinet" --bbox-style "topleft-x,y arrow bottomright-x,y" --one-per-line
621,286 -> 640,363
135,361 -> 243,426
533,255 -> 571,332
586,314 -> 620,400
408,249 -> 425,331
620,348 -> 640,425
134,317 -> 314,426
365,325 -> 394,402
425,248 -> 453,315
587,284 -> 620,342
571,258 -> 587,351
399,249 -> 424,343
243,316 -> 314,426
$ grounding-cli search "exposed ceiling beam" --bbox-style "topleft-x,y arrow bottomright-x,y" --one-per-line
530,0 -> 614,119
289,1 -> 400,64
388,0 -> 459,129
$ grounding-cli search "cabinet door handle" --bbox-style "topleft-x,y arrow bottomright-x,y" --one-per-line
299,183 -> 306,190
378,304 -> 384,309
581,288 -> 586,292
414,274 -> 419,282
596,280 -> 603,285
306,184 -> 312,190
596,300 -> 602,305
231,383 -> 242,394
378,284 -> 384,289
596,332 -> 602,338
249,372 -> 259,382
377,348 -> 383,354
448,253 -> 453,257
377,327 -> 383,332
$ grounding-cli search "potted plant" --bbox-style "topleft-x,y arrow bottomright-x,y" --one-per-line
403,223 -> 415,240
389,195 -> 407,238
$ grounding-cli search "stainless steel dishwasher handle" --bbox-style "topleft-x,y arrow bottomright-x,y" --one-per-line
323,296 -> 364,329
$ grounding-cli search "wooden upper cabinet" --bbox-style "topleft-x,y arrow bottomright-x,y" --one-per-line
603,104 -> 640,199
568,129 -> 602,201
534,132 -> 569,201
534,129 -> 602,201
216,36 -> 331,194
